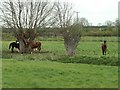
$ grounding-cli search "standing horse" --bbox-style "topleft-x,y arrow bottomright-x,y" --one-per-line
27,40 -> 41,53
9,40 -> 19,52
101,40 -> 107,55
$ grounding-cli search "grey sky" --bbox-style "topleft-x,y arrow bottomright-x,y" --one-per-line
0,0 -> 119,26
57,0 -> 119,25
119,1 -> 120,19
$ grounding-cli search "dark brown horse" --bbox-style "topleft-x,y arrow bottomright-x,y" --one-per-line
101,40 -> 107,55
27,40 -> 41,52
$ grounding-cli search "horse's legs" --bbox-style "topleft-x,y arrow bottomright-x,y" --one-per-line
102,49 -> 104,55
16,48 -> 19,52
38,46 -> 41,52
104,50 -> 106,55
11,46 -> 14,52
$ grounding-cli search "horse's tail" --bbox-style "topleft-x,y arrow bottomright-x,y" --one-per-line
9,43 -> 12,49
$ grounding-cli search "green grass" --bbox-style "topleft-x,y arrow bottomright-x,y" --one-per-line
0,60 -> 1,89
2,40 -> 118,66
0,40 -> 2,89
1,36 -> 119,88
2,59 -> 118,88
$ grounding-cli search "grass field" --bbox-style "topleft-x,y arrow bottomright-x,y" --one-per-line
1,36 -> 119,88
2,59 -> 118,88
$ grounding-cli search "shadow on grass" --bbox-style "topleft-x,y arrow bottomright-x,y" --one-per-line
2,50 -> 52,59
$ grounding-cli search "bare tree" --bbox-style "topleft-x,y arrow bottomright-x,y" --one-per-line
105,20 -> 114,31
79,17 -> 89,27
97,23 -> 102,27
0,0 -> 55,53
54,2 -> 82,56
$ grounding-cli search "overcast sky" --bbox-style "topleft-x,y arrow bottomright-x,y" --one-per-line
55,0 -> 119,25
0,0 -> 119,26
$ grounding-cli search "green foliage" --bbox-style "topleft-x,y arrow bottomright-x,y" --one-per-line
81,36 -> 118,42
82,27 -> 118,36
2,27 -> 118,41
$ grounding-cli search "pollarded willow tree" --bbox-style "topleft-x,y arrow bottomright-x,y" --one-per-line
0,0 -> 55,53
54,2 -> 82,56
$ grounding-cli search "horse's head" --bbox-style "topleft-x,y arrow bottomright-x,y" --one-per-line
16,40 -> 19,44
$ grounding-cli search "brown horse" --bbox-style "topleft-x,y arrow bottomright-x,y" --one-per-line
101,40 -> 107,55
27,40 -> 41,52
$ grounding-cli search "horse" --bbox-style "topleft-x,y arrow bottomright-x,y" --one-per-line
101,40 -> 107,55
9,40 -> 19,52
27,40 -> 41,52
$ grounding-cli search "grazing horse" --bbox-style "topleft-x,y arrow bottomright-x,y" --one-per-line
101,40 -> 107,55
9,40 -> 19,52
27,40 -> 41,52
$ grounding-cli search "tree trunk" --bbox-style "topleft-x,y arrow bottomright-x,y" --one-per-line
19,39 -> 24,53
64,40 -> 76,56
19,39 -> 26,53
19,38 -> 32,54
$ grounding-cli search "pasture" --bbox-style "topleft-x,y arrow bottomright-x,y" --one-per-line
1,36 -> 118,88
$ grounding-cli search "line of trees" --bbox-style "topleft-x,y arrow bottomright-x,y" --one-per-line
0,0 -> 83,56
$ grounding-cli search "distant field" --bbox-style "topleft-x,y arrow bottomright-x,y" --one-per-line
1,36 -> 118,88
